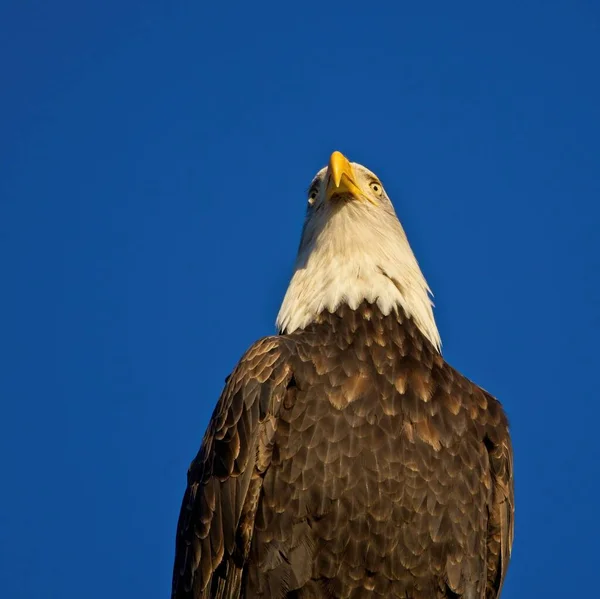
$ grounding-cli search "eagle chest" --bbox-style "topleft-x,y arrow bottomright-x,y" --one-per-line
258,332 -> 491,585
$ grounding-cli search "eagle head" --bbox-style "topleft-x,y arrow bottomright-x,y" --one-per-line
276,151 -> 441,352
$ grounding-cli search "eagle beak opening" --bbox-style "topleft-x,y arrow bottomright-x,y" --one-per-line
326,151 -> 366,203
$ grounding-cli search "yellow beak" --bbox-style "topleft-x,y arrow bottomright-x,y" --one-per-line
326,151 -> 364,201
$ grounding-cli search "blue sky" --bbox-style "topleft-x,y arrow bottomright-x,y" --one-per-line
1,1 -> 599,597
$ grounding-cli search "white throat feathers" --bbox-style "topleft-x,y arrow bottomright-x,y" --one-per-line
276,151 -> 441,352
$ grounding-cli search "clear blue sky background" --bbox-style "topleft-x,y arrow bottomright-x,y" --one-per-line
1,1 -> 599,598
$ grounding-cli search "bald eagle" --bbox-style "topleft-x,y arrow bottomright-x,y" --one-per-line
171,151 -> 514,598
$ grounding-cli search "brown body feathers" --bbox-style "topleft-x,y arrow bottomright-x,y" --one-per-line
172,303 -> 513,598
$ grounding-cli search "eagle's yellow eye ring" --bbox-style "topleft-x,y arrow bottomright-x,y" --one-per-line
369,181 -> 383,196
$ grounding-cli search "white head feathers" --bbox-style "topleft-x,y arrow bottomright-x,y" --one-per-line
276,151 -> 441,352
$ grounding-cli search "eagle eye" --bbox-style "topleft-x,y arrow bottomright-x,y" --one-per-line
369,181 -> 383,196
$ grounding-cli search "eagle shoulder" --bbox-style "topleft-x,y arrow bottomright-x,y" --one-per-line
171,336 -> 295,599
435,359 -> 514,599
480,387 -> 514,599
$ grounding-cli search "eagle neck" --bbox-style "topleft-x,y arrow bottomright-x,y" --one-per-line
275,203 -> 441,352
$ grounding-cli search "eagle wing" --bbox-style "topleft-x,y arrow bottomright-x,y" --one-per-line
171,337 -> 294,599
485,421 -> 515,598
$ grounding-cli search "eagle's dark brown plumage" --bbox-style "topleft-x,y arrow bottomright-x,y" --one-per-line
171,152 -> 514,598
